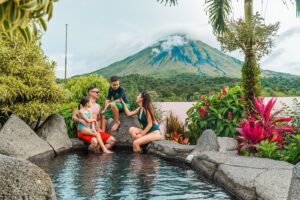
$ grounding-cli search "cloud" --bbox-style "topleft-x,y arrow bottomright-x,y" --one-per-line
160,35 -> 187,51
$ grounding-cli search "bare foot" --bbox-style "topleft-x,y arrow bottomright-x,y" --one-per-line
111,121 -> 120,132
104,149 -> 113,154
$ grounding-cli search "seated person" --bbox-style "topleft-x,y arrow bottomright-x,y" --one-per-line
103,76 -> 130,132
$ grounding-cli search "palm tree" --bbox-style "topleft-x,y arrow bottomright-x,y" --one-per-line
158,0 -> 300,108
0,0 -> 57,42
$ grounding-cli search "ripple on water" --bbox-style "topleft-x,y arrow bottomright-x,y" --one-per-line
37,151 -> 231,200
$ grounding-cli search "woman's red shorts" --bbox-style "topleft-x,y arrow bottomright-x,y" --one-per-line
77,130 -> 111,144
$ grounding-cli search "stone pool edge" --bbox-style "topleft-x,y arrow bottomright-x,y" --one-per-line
145,130 -> 298,200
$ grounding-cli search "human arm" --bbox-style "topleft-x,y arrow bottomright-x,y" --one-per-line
78,110 -> 96,123
121,98 -> 139,116
72,109 -> 89,126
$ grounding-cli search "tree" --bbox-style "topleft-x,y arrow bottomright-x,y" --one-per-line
0,0 -> 57,42
158,0 -> 300,109
0,34 -> 68,128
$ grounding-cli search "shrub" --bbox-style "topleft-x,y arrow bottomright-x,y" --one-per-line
58,75 -> 109,137
0,34 -> 68,128
186,86 -> 245,144
236,97 -> 295,155
165,112 -> 184,136
64,74 -> 109,106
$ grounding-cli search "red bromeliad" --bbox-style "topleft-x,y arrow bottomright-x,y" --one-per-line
236,96 -> 295,155
198,108 -> 208,118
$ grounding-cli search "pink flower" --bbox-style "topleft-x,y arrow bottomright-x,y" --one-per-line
209,92 -> 214,96
222,86 -> 228,95
227,112 -> 232,120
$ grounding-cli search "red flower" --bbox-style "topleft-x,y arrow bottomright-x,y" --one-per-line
205,102 -> 210,109
209,92 -> 214,96
198,108 -> 208,118
240,96 -> 245,104
218,92 -> 222,100
227,112 -> 232,120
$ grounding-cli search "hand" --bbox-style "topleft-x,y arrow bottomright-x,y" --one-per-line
80,119 -> 89,127
120,98 -> 125,104
115,99 -> 121,103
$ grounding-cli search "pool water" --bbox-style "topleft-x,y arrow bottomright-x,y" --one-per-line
37,150 -> 231,200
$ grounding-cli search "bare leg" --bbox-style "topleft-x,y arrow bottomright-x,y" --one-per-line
110,103 -> 120,132
132,131 -> 161,153
101,115 -> 107,132
81,128 -> 113,154
105,136 -> 116,150
129,127 -> 143,142
88,138 -> 98,152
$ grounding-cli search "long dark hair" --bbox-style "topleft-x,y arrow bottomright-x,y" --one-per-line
78,96 -> 90,110
141,92 -> 156,123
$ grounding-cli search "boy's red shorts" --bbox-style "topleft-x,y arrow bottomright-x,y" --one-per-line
77,130 -> 111,144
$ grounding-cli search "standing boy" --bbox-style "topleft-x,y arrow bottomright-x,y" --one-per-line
103,76 -> 130,132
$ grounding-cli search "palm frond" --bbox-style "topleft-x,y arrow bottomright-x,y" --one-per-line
157,0 -> 177,6
205,0 -> 231,35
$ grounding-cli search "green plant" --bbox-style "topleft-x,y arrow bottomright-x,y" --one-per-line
165,112 -> 184,140
279,134 -> 300,164
58,102 -> 78,138
64,74 -> 109,107
186,86 -> 245,144
0,0 -> 57,41
255,140 -> 279,159
0,34 -> 68,127
236,97 -> 295,155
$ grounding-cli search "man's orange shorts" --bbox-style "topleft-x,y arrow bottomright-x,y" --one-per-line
77,130 -> 111,144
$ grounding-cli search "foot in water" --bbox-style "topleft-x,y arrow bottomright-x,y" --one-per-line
111,121 -> 120,132
104,149 -> 114,154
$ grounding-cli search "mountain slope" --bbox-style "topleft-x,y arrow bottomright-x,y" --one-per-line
90,35 -> 296,79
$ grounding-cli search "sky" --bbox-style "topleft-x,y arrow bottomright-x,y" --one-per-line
41,0 -> 300,78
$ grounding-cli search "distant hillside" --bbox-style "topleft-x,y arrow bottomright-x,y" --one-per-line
89,34 -> 296,79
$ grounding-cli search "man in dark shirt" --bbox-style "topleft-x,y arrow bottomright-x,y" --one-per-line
103,76 -> 131,132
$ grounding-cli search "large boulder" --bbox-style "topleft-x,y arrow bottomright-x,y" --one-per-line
217,137 -> 238,152
0,154 -> 56,200
0,115 -> 54,161
186,129 -> 219,162
147,140 -> 195,162
36,114 -> 72,154
106,113 -> 140,146
288,162 -> 300,200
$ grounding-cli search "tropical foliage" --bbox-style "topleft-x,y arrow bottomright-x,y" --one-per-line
0,0 -> 57,42
58,102 -> 78,138
236,97 -> 295,155
158,0 -> 300,109
0,34 -> 68,128
64,74 -> 109,106
186,86 -> 245,144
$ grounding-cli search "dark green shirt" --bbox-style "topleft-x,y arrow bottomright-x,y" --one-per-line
106,86 -> 129,103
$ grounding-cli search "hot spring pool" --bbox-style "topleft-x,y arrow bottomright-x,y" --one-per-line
37,150 -> 231,200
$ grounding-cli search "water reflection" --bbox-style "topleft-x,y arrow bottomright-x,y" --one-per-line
37,151 -> 231,200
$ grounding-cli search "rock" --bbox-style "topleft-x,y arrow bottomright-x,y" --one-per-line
288,162 -> 300,200
106,113 -> 140,146
197,151 -> 294,170
255,169 -> 292,200
70,138 -> 88,150
36,114 -> 72,154
0,154 -> 56,200
0,115 -> 54,161
191,157 -> 218,179
147,140 -> 195,162
186,129 -> 219,163
214,165 -> 259,200
217,137 -> 238,152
